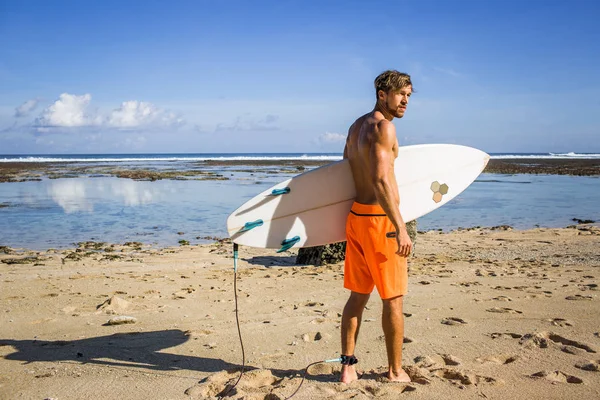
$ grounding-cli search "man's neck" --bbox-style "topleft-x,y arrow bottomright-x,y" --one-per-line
373,102 -> 394,121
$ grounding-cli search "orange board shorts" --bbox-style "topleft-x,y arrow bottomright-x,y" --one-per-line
344,202 -> 408,299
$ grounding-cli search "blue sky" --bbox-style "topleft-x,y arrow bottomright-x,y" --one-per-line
1,0 -> 599,154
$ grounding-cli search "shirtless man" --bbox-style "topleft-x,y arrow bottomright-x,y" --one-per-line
340,70 -> 413,383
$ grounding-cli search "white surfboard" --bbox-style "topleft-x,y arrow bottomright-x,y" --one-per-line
227,144 -> 489,251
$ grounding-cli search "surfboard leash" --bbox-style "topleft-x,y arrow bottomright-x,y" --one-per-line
220,243 -> 360,399
217,243 -> 246,399
282,356 -> 360,400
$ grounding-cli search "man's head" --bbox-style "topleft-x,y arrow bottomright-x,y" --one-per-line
374,70 -> 413,119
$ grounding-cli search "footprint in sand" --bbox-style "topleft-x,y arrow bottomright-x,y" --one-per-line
578,283 -> 598,291
299,332 -> 330,342
475,354 -> 520,365
519,331 -> 597,353
185,369 -> 280,399
413,355 -> 439,369
565,294 -> 593,300
184,329 -> 214,338
547,318 -> 573,327
376,335 -> 414,343
361,381 -> 417,396
455,281 -> 482,287
396,365 -> 431,385
489,332 -> 522,339
562,346 -> 589,356
304,301 -> 325,307
414,354 -> 460,367
529,370 -> 583,384
492,295 -> 513,302
441,317 -> 467,326
440,354 -> 461,366
575,360 -> 600,372
432,368 -> 501,388
486,307 -> 523,314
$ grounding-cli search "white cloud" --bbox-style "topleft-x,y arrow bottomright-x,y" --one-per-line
318,132 -> 346,144
107,101 -> 184,128
36,93 -> 101,128
15,98 -> 40,118
33,94 -> 184,131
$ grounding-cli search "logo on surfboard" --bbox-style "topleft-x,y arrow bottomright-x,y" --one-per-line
430,181 -> 449,203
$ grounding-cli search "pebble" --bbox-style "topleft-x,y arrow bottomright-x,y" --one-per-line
105,316 -> 137,326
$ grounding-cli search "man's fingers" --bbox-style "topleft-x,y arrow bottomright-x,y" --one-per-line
396,245 -> 411,257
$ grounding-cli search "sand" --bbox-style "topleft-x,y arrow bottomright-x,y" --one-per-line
1,226 -> 599,399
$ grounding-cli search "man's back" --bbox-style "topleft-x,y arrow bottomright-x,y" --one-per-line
345,111 -> 399,205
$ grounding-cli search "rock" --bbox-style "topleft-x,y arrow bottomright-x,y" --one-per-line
96,296 -> 132,314
405,219 -> 418,254
105,316 -> 137,326
572,218 -> 595,224
575,361 -> 599,371
296,242 -> 346,266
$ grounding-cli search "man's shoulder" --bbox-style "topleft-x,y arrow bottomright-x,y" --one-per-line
374,118 -> 396,137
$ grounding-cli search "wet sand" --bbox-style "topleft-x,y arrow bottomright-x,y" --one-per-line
1,226 -> 599,399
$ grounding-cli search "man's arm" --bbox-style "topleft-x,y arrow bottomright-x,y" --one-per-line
343,121 -> 355,160
370,120 -> 412,256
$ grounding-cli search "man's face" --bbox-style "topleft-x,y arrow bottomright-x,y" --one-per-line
380,86 -> 412,118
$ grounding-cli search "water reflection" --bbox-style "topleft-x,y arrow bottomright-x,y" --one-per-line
109,180 -> 154,207
0,173 -> 598,250
47,178 -> 157,213
48,179 -> 93,213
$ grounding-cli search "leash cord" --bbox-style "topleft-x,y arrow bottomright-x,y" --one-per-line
219,243 -> 352,399
217,244 -> 245,399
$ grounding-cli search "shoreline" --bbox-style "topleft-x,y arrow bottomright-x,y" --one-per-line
1,226 -> 598,399
1,158 -> 600,182
0,222 -> 598,254
1,222 -> 597,256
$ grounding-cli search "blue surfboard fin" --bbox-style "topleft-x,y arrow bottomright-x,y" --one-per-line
277,236 -> 300,253
270,187 -> 291,196
238,219 -> 264,233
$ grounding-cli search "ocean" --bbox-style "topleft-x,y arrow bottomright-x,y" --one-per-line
0,152 -> 599,250
2,151 -> 600,163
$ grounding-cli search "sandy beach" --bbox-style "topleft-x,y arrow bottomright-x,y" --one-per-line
1,225 -> 598,399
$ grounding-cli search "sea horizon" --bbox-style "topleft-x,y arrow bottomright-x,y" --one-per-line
2,151 -> 600,162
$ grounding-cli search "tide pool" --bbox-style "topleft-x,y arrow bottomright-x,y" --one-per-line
0,173 -> 598,250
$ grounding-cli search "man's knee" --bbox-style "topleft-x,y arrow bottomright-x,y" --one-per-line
382,295 -> 404,311
347,291 -> 370,308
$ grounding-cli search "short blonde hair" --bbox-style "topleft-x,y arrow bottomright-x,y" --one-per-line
374,70 -> 413,98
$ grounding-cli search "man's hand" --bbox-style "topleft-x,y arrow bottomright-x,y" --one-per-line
396,227 -> 412,257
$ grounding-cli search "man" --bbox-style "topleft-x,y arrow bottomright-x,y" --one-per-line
340,70 -> 413,383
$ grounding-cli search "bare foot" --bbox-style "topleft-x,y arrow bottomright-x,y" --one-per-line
388,368 -> 411,382
340,365 -> 358,383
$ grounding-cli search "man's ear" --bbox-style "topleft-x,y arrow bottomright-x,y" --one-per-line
377,90 -> 385,101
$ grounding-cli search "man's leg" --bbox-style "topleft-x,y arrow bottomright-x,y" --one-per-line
340,291 -> 370,383
382,295 -> 411,382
